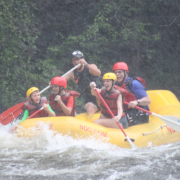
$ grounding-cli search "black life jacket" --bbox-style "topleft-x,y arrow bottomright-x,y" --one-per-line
24,97 -> 48,118
74,66 -> 102,96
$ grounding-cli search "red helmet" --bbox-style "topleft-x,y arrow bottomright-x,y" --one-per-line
50,77 -> 67,89
112,62 -> 129,73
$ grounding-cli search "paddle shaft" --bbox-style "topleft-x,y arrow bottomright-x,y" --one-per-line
39,64 -> 81,94
124,101 -> 151,114
95,89 -> 127,135
94,89 -> 137,149
27,107 -> 43,119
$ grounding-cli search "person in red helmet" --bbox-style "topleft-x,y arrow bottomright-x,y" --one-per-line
112,62 -> 151,127
49,77 -> 78,116
63,50 -> 102,115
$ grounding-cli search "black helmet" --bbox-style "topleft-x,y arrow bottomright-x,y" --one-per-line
72,50 -> 84,58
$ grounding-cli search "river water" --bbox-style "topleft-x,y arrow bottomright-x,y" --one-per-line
0,122 -> 180,180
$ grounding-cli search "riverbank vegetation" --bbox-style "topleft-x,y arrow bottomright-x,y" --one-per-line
0,0 -> 180,113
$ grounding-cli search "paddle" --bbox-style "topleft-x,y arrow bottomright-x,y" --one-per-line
0,102 -> 24,125
94,88 -> 137,149
123,101 -> 180,133
9,107 -> 44,133
27,107 -> 44,120
0,64 -> 81,125
39,64 -> 81,94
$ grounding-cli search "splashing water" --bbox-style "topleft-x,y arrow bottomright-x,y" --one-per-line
0,123 -> 180,180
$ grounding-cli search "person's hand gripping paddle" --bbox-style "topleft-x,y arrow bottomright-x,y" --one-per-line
94,88 -> 137,149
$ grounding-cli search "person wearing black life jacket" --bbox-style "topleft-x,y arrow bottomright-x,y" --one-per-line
112,62 -> 151,127
21,87 -> 55,122
63,50 -> 102,115
90,73 -> 127,129
49,77 -> 79,116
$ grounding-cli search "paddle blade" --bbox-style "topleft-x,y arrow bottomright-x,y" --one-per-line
0,103 -> 24,125
126,136 -> 137,149
161,115 -> 180,133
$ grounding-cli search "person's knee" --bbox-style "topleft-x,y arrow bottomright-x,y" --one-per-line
94,119 -> 102,125
93,119 -> 99,124
85,102 -> 97,114
85,102 -> 92,110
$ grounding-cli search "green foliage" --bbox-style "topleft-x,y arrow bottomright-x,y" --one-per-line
0,0 -> 56,112
1,0 -> 180,113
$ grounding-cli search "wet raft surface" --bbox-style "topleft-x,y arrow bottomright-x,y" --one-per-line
17,90 -> 180,148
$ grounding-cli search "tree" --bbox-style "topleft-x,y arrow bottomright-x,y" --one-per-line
0,0 -> 56,113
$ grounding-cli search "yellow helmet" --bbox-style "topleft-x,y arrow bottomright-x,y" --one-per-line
26,87 -> 39,98
102,73 -> 117,82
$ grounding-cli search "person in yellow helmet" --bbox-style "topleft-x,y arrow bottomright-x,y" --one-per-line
90,73 -> 128,129
21,87 -> 55,122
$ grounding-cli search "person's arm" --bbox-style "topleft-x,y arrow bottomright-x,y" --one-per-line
90,81 -> 101,107
78,58 -> 101,76
90,82 -> 101,96
128,96 -> 151,108
113,94 -> 123,122
63,71 -> 75,81
86,64 -> 101,76
48,104 -> 55,114
55,95 -> 73,116
43,103 -> 56,117
128,81 -> 151,108
20,109 -> 29,123
90,82 -> 97,96
136,96 -> 151,106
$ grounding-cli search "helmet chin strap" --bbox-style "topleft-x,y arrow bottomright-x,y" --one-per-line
58,87 -> 64,95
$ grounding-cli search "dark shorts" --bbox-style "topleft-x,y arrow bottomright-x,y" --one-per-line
125,108 -> 149,127
119,115 -> 129,129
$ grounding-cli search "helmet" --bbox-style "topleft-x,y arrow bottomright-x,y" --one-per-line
112,62 -> 129,73
72,50 -> 84,59
50,77 -> 67,89
103,73 -> 117,82
26,87 -> 39,98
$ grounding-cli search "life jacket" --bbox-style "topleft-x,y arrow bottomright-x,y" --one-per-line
65,90 -> 80,98
100,88 -> 121,118
24,97 -> 48,118
114,85 -> 137,103
74,66 -> 102,95
49,90 -> 78,116
114,76 -> 146,109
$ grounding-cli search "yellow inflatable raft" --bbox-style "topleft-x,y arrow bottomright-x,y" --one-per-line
16,90 -> 180,149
